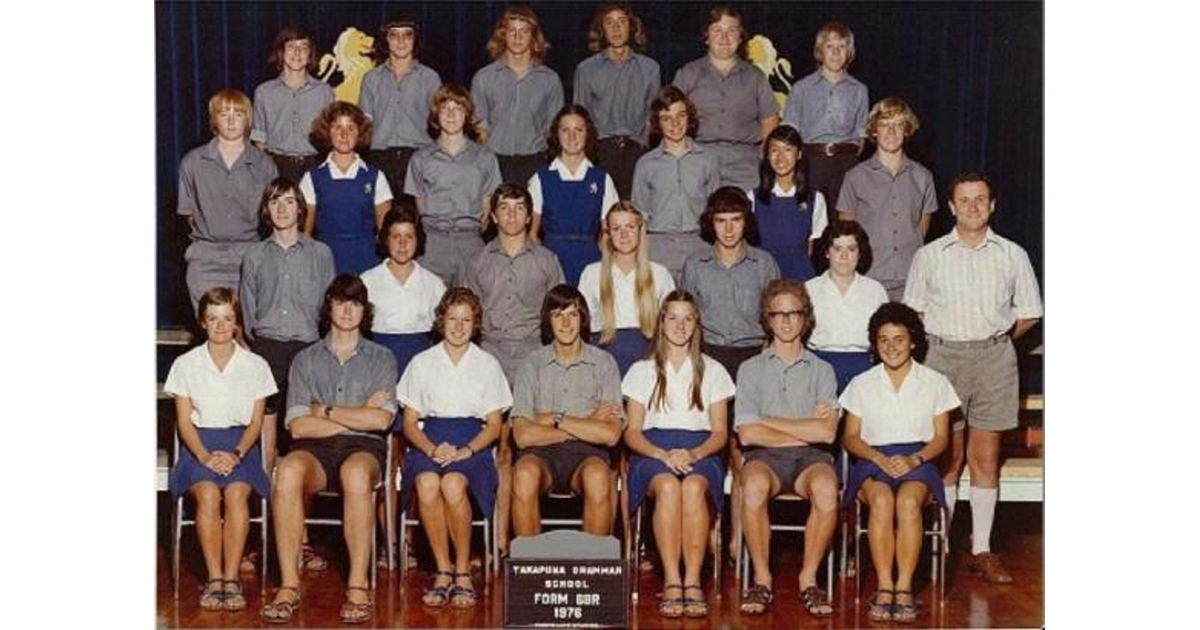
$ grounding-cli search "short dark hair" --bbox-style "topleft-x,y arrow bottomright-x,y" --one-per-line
867,302 -> 928,364
489,182 -> 534,222
268,26 -> 318,74
257,176 -> 309,239
545,104 -> 599,162
376,195 -> 426,259
318,275 -> 374,336
946,172 -> 995,203
648,85 -> 699,146
699,186 -> 759,245
817,219 -> 873,274
375,14 -> 421,60
540,284 -> 592,345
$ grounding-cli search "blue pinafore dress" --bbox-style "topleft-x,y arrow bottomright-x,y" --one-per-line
538,165 -> 606,286
755,189 -> 817,281
311,161 -> 380,275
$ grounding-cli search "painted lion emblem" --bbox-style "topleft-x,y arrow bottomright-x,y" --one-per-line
317,27 -> 375,104
747,34 -> 795,115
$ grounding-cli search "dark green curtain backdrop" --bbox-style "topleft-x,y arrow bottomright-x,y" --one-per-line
156,1 -> 1043,327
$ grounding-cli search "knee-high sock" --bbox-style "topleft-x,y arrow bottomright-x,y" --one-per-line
944,483 -> 958,526
969,487 -> 998,555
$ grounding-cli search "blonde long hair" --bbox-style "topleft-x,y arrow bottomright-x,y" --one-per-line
598,202 -> 659,344
649,290 -> 705,413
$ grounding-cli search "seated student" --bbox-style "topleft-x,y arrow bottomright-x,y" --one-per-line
750,125 -> 828,282
165,287 -> 276,612
572,2 -> 661,198
734,279 -> 839,617
681,186 -> 781,380
510,285 -> 624,537
359,15 -> 442,196
837,97 -> 938,301
404,84 -> 502,286
631,86 -> 721,281
471,4 -> 564,185
805,220 -> 888,393
261,275 -> 398,625
527,104 -> 619,286
397,287 -> 510,609
251,26 -> 334,184
178,88 -> 279,311
782,21 -> 869,224
623,290 -> 734,619
240,176 -> 335,473
300,102 -> 394,276
578,201 -> 675,375
672,4 -> 778,189
359,198 -> 446,378
840,302 -> 958,624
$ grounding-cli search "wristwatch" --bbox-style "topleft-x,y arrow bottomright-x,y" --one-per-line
553,411 -> 565,429
913,454 -> 926,465
233,447 -> 245,461
324,404 -> 334,419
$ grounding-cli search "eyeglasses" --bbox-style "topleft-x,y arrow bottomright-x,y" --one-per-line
767,310 -> 806,321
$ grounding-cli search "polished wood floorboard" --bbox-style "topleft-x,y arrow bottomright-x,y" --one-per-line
156,502 -> 1043,628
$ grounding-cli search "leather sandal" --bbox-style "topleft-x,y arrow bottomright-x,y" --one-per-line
891,590 -> 919,624
261,585 -> 301,623
739,583 -> 773,615
799,585 -> 833,617
339,586 -> 374,624
657,583 -> 684,618
222,580 -> 247,612
682,584 -> 708,618
867,589 -> 894,622
422,570 -> 455,607
198,579 -> 225,611
449,572 -> 477,608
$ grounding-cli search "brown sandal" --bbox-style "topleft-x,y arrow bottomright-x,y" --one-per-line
682,584 -> 708,618
799,585 -> 833,617
657,583 -> 684,618
198,579 -> 225,611
339,586 -> 373,624
261,585 -> 301,623
449,572 -> 477,608
222,580 -> 246,611
739,583 -> 773,615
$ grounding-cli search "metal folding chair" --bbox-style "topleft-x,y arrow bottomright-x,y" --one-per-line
735,490 -> 836,595
850,491 -> 949,606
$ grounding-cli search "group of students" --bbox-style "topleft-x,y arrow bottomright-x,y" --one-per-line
167,2 -> 1044,625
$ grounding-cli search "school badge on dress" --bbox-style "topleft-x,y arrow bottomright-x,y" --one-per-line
589,182 -> 599,195
364,183 -> 373,195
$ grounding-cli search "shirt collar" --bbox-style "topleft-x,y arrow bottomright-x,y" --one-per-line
943,227 -> 1001,250
763,345 -> 813,366
772,182 -> 796,197
866,153 -> 910,174
321,333 -> 363,360
320,152 -> 368,174
201,137 -> 257,165
544,343 -> 600,367
548,157 -> 595,176
485,237 -> 535,258
700,244 -> 760,265
201,341 -> 243,373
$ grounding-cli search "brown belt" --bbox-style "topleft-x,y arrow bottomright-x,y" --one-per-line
803,142 -> 859,158
268,152 -> 317,164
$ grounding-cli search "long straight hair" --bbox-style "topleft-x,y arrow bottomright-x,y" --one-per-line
648,290 -> 705,412
597,201 -> 659,344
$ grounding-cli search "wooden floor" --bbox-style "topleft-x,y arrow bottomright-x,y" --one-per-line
156,501 -> 1043,628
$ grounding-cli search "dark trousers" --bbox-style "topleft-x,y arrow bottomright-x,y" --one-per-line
804,151 -> 861,225
269,154 -> 320,187
596,136 -> 647,200
369,147 -> 417,198
497,153 -> 547,188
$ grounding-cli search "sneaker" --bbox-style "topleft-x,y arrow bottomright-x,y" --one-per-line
967,552 -> 1014,584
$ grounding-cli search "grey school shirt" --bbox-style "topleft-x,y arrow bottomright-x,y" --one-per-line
284,335 -> 399,438
573,51 -> 660,140
836,154 -> 938,289
404,140 -> 502,230
681,245 -> 780,347
510,344 -> 624,424
471,60 -> 564,156
462,239 -> 565,344
631,140 -> 721,233
239,235 -> 336,343
358,62 -> 442,150
251,75 -> 334,156
671,57 -> 777,145
733,348 -> 838,429
782,70 -> 869,144
177,138 -> 279,243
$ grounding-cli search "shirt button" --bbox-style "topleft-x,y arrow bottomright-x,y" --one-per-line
281,309 -> 288,315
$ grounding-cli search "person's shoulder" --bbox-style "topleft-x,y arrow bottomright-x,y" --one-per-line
791,70 -> 822,89
842,72 -> 868,90
360,338 -> 398,365
358,261 -> 390,283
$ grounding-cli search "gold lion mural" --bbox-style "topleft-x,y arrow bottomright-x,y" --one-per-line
747,34 -> 795,114
317,28 -> 375,104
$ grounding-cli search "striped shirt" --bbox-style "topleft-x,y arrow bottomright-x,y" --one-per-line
903,228 -> 1043,341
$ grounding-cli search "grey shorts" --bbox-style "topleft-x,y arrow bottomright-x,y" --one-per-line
184,240 -> 254,313
421,229 -> 484,287
647,231 -> 709,283
924,335 -> 1019,432
516,440 -> 611,495
744,445 -> 834,491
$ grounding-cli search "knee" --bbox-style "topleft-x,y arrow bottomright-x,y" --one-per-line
223,485 -> 251,509
441,474 -> 469,503
415,474 -> 443,504
339,460 -> 376,496
681,476 -> 708,507
895,494 -> 923,521
741,474 -> 771,511
511,461 -> 543,502
273,458 -> 306,496
808,476 -> 840,514
868,491 -> 895,515
654,478 -> 682,505
581,466 -> 613,504
193,486 -> 221,512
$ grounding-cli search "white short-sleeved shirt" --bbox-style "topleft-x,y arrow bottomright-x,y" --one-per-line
578,261 -> 675,333
528,157 -> 619,219
805,271 -> 890,351
299,154 -> 393,206
746,184 -> 827,241
164,343 -> 278,429
622,355 -> 735,431
397,342 -> 513,420
360,260 -> 447,334
839,362 -> 961,446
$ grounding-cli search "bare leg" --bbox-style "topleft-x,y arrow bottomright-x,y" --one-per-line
441,473 -> 477,606
511,455 -> 552,537
496,424 -> 513,556
575,458 -> 615,535
190,482 -> 224,582
647,474 -> 683,587
270,451 -> 326,603
894,481 -> 930,594
679,475 -> 711,588
339,452 -> 381,597
415,472 -> 455,606
859,479 -> 897,592
740,462 -> 778,589
262,413 -> 278,474
795,464 -> 839,591
221,482 -> 252,582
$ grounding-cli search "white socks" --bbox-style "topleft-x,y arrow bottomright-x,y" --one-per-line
944,482 -> 958,525
970,487 -> 999,555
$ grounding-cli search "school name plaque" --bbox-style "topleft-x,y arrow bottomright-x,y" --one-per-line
503,558 -> 627,628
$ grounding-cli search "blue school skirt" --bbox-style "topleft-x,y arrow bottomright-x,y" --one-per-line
842,442 -> 945,508
168,427 -> 271,499
593,328 -> 649,376
399,417 -> 497,516
627,429 -> 725,514
812,349 -> 873,395
375,331 -> 431,432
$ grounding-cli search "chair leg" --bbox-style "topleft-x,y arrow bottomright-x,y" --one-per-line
172,497 -> 183,600
370,489 -> 378,590
399,509 -> 410,576
261,497 -> 270,593
385,470 -> 395,572
853,502 -> 862,603
631,505 -> 642,603
712,513 -> 722,600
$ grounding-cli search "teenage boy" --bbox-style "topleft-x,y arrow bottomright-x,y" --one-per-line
510,286 -> 623,537
251,26 -> 334,183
